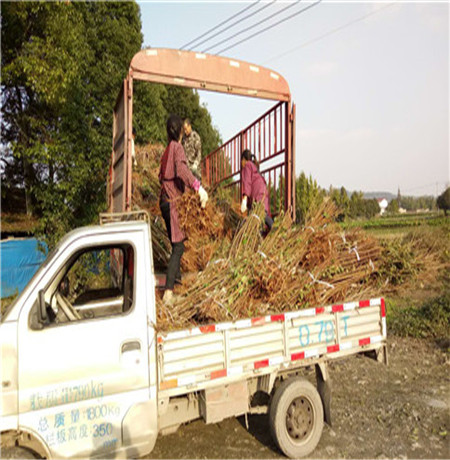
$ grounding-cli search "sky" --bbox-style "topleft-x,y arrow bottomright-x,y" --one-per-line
138,1 -> 449,197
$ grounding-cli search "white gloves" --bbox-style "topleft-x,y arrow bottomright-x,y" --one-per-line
198,186 -> 208,208
241,196 -> 248,213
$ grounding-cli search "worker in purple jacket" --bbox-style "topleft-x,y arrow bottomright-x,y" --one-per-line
240,149 -> 273,231
159,114 -> 208,305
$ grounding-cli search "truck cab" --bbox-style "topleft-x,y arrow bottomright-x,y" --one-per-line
1,215 -> 159,459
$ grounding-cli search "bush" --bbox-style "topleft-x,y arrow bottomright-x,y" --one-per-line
378,239 -> 424,285
1,292 -> 18,316
387,293 -> 450,339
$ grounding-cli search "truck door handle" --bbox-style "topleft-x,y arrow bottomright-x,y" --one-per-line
121,341 -> 141,353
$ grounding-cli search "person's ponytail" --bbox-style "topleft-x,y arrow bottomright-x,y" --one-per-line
251,154 -> 260,171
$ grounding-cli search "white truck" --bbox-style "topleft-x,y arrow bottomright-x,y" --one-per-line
1,212 -> 387,459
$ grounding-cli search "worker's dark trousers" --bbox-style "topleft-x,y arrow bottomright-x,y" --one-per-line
160,199 -> 184,290
265,212 -> 274,231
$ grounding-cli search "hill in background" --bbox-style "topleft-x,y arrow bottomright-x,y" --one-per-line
363,191 -> 396,201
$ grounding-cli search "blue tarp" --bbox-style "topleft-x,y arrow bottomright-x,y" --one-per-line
1,238 -> 48,298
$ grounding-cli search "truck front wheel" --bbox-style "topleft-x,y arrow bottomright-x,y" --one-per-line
269,378 -> 324,458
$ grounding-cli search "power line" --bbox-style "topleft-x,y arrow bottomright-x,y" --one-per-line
214,0 -> 322,55
263,2 -> 396,64
180,1 -> 261,50
202,0 -> 301,53
402,181 -> 447,193
180,0 -> 268,51
188,1 -> 276,52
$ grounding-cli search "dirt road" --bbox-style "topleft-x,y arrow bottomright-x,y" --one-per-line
145,336 -> 449,459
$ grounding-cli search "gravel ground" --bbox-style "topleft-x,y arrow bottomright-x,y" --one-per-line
145,336 -> 449,459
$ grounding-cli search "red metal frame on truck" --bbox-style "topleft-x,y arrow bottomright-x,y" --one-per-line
203,101 -> 296,215
109,48 -> 295,217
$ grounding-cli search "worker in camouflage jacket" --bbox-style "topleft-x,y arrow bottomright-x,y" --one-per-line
182,119 -> 202,178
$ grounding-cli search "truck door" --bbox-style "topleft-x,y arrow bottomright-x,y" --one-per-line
16,229 -> 157,458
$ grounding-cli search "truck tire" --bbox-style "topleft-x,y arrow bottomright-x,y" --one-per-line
269,378 -> 324,458
1,446 -> 39,459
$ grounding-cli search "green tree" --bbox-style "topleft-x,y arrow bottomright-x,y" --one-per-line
348,191 -> 364,218
295,172 -> 324,225
2,2 -> 87,217
437,187 -> 450,215
363,198 -> 380,219
344,192 -> 379,219
386,199 -> 399,214
133,83 -> 222,156
2,1 -> 143,245
133,81 -> 168,145
330,186 -> 349,220
400,195 -> 436,211
162,85 -> 221,157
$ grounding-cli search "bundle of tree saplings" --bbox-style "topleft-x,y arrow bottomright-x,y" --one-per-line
157,200 -> 383,331
376,228 -> 449,291
131,143 -> 171,269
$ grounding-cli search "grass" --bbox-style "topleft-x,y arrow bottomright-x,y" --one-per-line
370,218 -> 449,342
341,212 -> 448,234
365,227 -> 410,238
386,291 -> 450,341
1,213 -> 38,233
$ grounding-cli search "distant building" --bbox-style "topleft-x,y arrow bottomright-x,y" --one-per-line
377,198 -> 389,214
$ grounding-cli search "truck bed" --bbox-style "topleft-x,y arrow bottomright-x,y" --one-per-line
156,297 -> 387,398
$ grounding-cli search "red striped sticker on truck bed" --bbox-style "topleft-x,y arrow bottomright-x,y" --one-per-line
158,297 -> 386,391
158,297 -> 386,343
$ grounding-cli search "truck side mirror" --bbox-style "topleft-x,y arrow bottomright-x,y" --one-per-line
59,278 -> 70,297
38,289 -> 48,324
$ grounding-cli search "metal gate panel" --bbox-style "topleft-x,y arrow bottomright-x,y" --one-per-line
202,101 -> 295,217
108,49 -> 296,218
